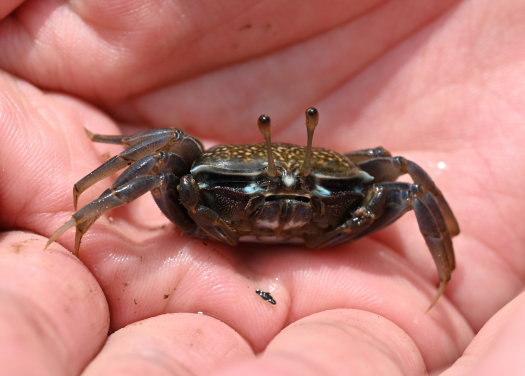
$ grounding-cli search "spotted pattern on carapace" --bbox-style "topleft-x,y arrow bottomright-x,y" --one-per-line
199,143 -> 354,173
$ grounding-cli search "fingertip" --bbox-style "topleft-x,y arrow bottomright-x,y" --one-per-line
264,309 -> 426,376
0,231 -> 109,375
82,313 -> 254,376
208,309 -> 427,376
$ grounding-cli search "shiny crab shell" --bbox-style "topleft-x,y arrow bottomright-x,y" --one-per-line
192,142 -> 373,242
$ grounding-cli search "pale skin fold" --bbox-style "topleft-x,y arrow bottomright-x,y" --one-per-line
1,1 -> 525,375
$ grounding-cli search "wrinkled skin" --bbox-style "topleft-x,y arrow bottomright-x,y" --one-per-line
1,0 -> 525,375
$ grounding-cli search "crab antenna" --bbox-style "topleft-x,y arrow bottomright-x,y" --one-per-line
300,107 -> 319,176
258,115 -> 278,177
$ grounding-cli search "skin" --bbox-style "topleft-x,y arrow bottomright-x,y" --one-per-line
0,0 -> 524,375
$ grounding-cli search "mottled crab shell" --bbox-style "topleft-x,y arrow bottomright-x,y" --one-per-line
191,142 -> 373,185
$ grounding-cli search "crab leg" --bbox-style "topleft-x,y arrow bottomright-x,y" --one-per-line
357,156 -> 460,237
73,129 -> 189,209
411,191 -> 451,311
86,128 -> 179,146
110,151 -> 190,186
354,181 -> 454,272
306,186 -> 387,248
108,151 -> 197,232
85,129 -> 126,145
419,189 -> 455,271
47,151 -> 198,255
47,174 -> 162,256
178,175 -> 239,246
343,182 -> 452,311
343,147 -> 392,164
151,173 -> 197,233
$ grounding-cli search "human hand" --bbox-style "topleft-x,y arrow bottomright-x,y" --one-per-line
1,1 -> 524,375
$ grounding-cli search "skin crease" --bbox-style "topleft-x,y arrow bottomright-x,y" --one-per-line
0,0 -> 525,375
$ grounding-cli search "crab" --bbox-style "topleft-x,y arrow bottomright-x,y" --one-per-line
46,108 -> 459,310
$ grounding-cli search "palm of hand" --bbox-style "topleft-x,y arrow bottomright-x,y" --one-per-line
0,1 -> 524,375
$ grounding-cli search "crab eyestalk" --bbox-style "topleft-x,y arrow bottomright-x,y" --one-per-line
257,114 -> 278,178
300,107 -> 319,176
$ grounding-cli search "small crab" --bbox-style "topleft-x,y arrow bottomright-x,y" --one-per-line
46,108 -> 459,310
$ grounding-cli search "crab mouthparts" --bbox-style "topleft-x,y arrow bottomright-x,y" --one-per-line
265,195 -> 311,204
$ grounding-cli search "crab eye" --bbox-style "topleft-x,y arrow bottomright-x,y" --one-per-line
258,115 -> 270,125
300,107 -> 320,176
257,114 -> 278,178
306,107 -> 318,119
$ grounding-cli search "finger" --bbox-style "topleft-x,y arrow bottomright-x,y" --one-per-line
237,240 -> 473,371
72,235 -> 472,371
309,0 -> 525,333
0,0 -> 22,19
0,69 -> 471,372
211,309 -> 425,376
440,291 -> 525,376
0,0 -> 381,104
118,0 -> 459,141
0,232 -> 109,375
0,71 -> 122,230
83,313 -> 254,376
